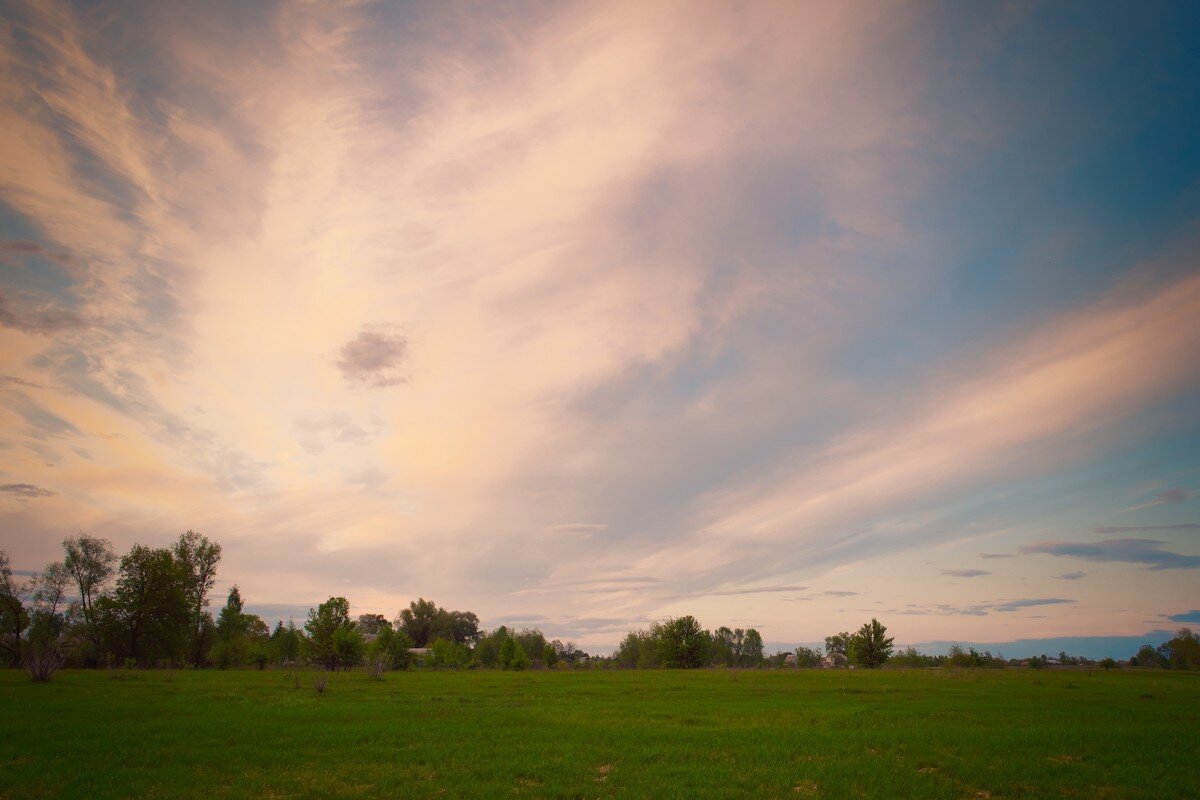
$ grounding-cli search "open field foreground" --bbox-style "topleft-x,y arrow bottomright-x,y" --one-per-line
2,669 -> 1197,799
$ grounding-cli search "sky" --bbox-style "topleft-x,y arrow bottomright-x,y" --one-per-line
1,0 -> 1198,659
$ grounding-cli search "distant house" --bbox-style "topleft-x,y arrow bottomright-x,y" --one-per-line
820,652 -> 848,668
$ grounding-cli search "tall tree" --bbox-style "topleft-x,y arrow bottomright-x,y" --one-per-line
213,585 -> 250,667
655,616 -> 711,669
824,631 -> 851,657
172,530 -> 221,666
108,545 -> 189,664
397,598 -> 481,646
848,618 -> 894,668
62,533 -> 117,650
0,551 -> 35,667
398,597 -> 439,646
305,596 -> 355,670
28,562 -> 71,646
741,628 -> 765,667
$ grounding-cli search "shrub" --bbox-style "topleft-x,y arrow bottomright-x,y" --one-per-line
366,654 -> 387,681
313,671 -> 328,694
24,642 -> 64,682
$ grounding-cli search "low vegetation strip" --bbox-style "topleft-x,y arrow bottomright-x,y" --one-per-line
2,668 -> 1197,799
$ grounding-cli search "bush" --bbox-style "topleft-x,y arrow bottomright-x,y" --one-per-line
313,671 -> 328,694
24,642 -> 64,682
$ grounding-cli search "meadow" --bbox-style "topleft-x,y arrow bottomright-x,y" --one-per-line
2,667 -> 1197,799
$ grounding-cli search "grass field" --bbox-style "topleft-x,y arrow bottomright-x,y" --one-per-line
2,667 -> 1197,799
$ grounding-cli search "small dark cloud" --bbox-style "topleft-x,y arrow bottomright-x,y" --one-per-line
1022,538 -> 1200,570
942,568 -> 990,578
1094,524 -> 1199,533
1155,487 -> 1193,504
0,483 -> 56,498
0,292 -> 86,335
822,590 -> 858,597
337,325 -> 408,388
980,553 -> 1013,559
0,240 -> 43,255
1055,571 -> 1087,581
0,238 -> 78,266
3,375 -> 45,388
1166,610 -> 1200,623
992,598 -> 1073,613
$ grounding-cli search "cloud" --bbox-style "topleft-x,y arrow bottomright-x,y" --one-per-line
0,238 -> 79,267
336,326 -> 408,388
822,590 -> 858,597
1055,571 -> 1087,580
1022,538 -> 1200,570
942,569 -> 990,578
0,483 -> 55,498
992,598 -> 1073,613
1095,524 -> 1200,533
980,553 -> 1014,559
1155,487 -> 1193,504
705,584 -> 809,597
896,598 -> 1074,617
1166,610 -> 1200,623
0,292 -> 87,335
1122,487 -> 1195,512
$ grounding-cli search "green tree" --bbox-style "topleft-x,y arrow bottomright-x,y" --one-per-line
509,642 -> 530,671
499,636 -> 516,669
513,628 -> 548,667
109,544 -> 189,665
172,530 -> 221,667
370,625 -> 414,670
473,627 -> 505,668
794,646 -> 822,668
1130,644 -> 1166,668
270,619 -> 302,664
304,597 -> 354,670
847,618 -> 893,668
0,551 -> 35,667
332,626 -> 365,670
824,631 -> 851,658
397,598 -> 481,646
741,628 -> 764,667
655,616 -> 711,669
543,643 -> 558,668
62,533 -> 117,654
356,613 -> 388,635
1164,628 -> 1200,670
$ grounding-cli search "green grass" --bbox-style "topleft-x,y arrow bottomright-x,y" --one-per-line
2,667 -> 1197,799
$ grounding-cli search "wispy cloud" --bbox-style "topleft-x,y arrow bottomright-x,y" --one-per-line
1122,487 -> 1195,512
0,483 -> 55,498
1055,571 -> 1087,581
1,0 -> 1199,648
1094,524 -> 1199,534
943,569 -> 990,578
1022,539 -> 1200,570
980,553 -> 1014,559
1165,610 -> 1200,623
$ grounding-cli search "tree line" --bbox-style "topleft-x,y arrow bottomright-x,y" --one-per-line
4,532 -> 1196,681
